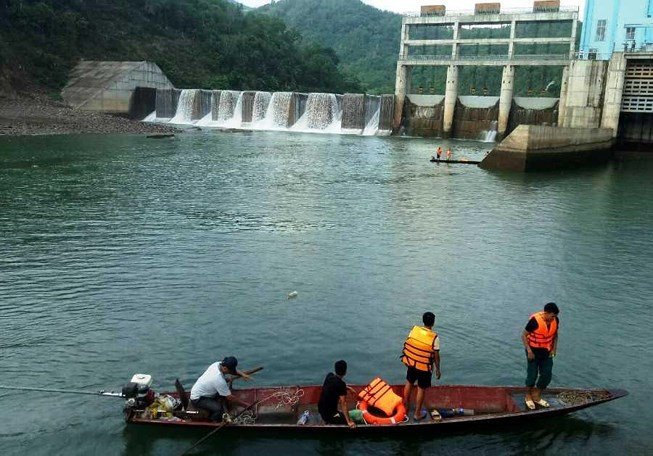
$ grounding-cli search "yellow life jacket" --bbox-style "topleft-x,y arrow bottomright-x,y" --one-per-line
401,325 -> 437,372
358,377 -> 403,417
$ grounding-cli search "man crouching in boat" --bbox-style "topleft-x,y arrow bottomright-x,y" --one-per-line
318,360 -> 356,428
189,356 -> 252,421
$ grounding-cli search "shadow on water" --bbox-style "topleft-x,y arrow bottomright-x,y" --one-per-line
121,414 -> 617,456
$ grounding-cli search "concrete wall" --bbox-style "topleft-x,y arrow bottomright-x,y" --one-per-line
404,95 -> 444,137
480,125 -> 614,171
601,52 -> 627,136
559,59 -> 607,129
63,61 -> 173,114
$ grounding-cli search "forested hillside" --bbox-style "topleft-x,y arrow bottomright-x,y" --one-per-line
260,0 -> 401,94
0,0 -> 360,94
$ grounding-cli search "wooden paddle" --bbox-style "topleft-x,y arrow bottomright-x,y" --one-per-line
227,366 -> 263,387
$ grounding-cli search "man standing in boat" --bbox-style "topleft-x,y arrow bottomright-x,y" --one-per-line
318,360 -> 356,428
189,356 -> 252,421
522,302 -> 560,410
401,312 -> 441,421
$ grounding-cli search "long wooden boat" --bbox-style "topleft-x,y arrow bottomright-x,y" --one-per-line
125,382 -> 627,434
430,157 -> 481,165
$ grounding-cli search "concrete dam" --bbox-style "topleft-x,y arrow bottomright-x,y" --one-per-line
146,89 -> 395,136
394,2 -> 579,142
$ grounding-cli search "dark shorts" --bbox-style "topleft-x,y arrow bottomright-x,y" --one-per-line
406,366 -> 432,389
320,411 -> 347,425
191,396 -> 225,422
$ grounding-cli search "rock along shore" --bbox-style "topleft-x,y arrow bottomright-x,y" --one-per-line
0,93 -> 179,136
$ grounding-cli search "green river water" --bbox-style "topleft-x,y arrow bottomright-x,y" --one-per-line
0,131 -> 651,455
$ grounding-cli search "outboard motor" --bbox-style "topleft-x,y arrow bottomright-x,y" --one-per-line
122,374 -> 155,409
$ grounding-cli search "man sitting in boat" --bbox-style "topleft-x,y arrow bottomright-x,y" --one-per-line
318,360 -> 356,428
189,356 -> 251,421
401,312 -> 441,421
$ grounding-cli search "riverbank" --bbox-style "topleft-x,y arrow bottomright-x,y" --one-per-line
0,92 -> 178,136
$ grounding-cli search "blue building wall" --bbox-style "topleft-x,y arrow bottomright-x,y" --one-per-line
580,0 -> 653,59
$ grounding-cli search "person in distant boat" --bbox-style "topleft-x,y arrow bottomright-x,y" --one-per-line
446,148 -> 452,160
318,360 -> 356,428
436,146 -> 442,160
402,312 -> 441,421
189,356 -> 252,421
522,302 -> 560,410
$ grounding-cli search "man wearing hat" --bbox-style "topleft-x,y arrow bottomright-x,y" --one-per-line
190,356 -> 252,421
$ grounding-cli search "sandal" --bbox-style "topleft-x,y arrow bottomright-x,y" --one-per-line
413,409 -> 428,421
535,398 -> 550,408
525,398 -> 536,410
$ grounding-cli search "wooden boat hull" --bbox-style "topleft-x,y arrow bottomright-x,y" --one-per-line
430,157 -> 481,164
125,384 -> 627,434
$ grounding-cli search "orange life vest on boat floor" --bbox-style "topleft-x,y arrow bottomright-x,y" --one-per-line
401,326 -> 437,372
357,378 -> 406,425
527,312 -> 558,351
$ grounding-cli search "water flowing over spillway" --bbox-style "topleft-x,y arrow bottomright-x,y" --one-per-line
169,89 -> 198,124
252,91 -> 272,123
147,88 -> 394,136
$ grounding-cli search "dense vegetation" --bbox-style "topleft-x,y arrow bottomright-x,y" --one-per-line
0,0 -> 361,93
260,0 -> 401,94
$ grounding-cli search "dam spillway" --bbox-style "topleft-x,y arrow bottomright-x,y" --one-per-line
149,88 -> 394,136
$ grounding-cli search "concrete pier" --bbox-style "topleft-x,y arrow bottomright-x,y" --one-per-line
557,66 -> 569,126
443,65 -> 458,137
601,53 -> 626,136
498,65 -> 515,139
480,125 -> 614,171
394,65 -> 411,130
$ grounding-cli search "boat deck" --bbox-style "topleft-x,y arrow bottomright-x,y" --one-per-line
126,383 -> 625,432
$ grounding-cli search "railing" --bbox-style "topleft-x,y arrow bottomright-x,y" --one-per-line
574,51 -> 613,61
401,6 -> 578,18
401,54 -> 570,61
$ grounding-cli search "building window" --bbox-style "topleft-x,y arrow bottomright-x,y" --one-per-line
626,27 -> 636,40
596,20 -> 607,42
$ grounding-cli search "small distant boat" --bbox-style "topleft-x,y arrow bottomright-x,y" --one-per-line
146,133 -> 175,139
430,157 -> 480,165
125,382 -> 627,434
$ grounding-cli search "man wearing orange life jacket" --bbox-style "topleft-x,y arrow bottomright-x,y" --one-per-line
401,312 -> 441,421
521,302 -> 560,410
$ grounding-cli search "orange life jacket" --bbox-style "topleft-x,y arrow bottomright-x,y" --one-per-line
527,312 -> 558,351
401,326 -> 437,372
358,377 -> 403,417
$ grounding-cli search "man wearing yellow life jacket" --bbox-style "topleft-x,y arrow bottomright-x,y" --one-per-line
401,312 -> 441,421
521,302 -> 560,410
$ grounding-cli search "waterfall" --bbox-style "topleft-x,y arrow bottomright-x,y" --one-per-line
216,90 -> 241,123
253,92 -> 293,130
291,93 -> 342,133
483,120 -> 498,142
220,92 -> 244,128
362,107 -> 380,136
252,92 -> 272,123
362,95 -> 381,136
169,89 -> 198,124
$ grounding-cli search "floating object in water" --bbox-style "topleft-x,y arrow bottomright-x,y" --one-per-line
146,133 -> 175,139
287,291 -> 298,299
